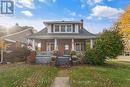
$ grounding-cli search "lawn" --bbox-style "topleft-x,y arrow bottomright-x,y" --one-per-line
0,64 -> 58,87
1,61 -> 130,87
68,61 -> 130,87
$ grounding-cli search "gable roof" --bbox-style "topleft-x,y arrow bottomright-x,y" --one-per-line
2,28 -> 34,43
28,28 -> 96,39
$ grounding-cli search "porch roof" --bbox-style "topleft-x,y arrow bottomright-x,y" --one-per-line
28,28 -> 97,39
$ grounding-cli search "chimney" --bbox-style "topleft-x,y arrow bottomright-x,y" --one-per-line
80,19 -> 83,29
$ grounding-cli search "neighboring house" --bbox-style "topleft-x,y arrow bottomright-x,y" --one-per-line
0,26 -> 7,37
0,25 -> 36,63
2,27 -> 35,52
28,20 -> 96,56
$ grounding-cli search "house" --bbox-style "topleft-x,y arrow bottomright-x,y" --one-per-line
0,24 -> 36,63
27,20 -> 96,57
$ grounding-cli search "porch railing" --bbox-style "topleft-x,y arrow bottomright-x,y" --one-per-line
36,51 -> 53,64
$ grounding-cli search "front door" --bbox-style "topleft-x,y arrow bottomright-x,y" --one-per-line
64,44 -> 70,55
58,40 -> 71,56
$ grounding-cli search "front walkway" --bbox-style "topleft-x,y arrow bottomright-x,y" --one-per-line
50,69 -> 70,87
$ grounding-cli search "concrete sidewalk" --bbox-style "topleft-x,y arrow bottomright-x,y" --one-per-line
117,56 -> 130,61
50,77 -> 70,87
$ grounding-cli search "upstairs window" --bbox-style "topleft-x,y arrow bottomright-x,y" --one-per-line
61,25 -> 65,32
67,25 -> 72,32
55,25 -> 59,32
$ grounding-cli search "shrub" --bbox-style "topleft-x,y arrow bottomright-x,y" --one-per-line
12,47 -> 30,61
84,48 -> 105,65
84,30 -> 124,65
70,51 -> 76,56
95,30 -> 124,59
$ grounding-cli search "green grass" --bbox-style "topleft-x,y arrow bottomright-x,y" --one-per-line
1,61 -> 130,87
0,64 -> 58,87
68,61 -> 130,87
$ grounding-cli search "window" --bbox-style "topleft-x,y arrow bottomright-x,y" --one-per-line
67,25 -> 72,32
47,42 -> 54,51
55,25 -> 59,32
75,43 -> 81,51
65,44 -> 69,50
61,25 -> 65,32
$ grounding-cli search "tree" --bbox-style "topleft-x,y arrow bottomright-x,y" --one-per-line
114,5 -> 130,50
84,30 -> 124,65
95,30 -> 124,58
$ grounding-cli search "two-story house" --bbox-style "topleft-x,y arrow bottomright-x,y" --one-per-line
27,20 -> 96,56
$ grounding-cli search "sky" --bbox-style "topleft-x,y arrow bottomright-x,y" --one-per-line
0,0 -> 130,34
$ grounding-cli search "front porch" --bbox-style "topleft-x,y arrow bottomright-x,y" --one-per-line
30,38 -> 94,56
27,38 -> 94,65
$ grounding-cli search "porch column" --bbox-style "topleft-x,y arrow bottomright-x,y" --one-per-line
90,38 -> 93,49
54,39 -> 58,50
72,39 -> 75,51
32,39 -> 36,51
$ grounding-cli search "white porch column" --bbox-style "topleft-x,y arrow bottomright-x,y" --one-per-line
90,38 -> 93,49
32,39 -> 36,51
54,39 -> 58,50
72,39 -> 75,51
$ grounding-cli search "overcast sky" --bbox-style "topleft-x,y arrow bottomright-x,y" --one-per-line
0,0 -> 129,34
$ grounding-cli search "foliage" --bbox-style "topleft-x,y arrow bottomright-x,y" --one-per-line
76,52 -> 84,59
114,5 -> 130,50
70,51 -> 76,56
84,30 -> 124,65
69,61 -> 130,87
13,47 -> 30,59
52,50 -> 58,56
95,30 -> 124,59
0,64 -> 58,87
84,48 -> 105,65
86,41 -> 90,49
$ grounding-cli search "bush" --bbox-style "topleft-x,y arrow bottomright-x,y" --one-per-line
12,47 -> 30,61
84,30 -> 124,65
84,48 -> 105,65
95,30 -> 124,59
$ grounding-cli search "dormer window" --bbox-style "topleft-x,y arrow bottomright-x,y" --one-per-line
55,25 -> 59,32
52,24 -> 78,33
61,25 -> 65,32
67,25 -> 72,32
